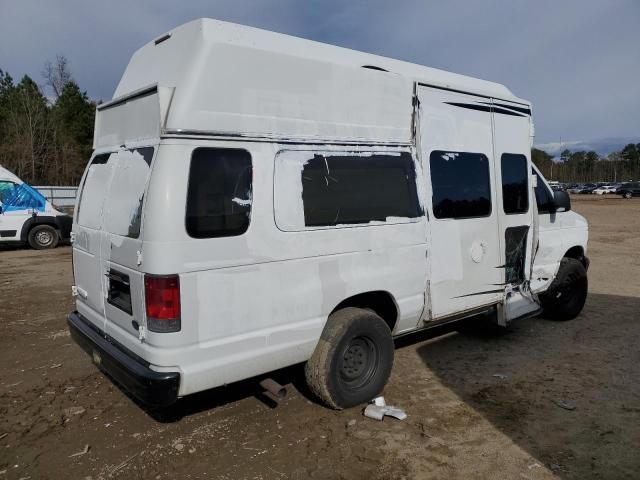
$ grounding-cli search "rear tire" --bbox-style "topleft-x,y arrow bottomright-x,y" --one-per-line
623,192 -> 632,199
305,307 -> 394,409
540,258 -> 588,320
28,225 -> 59,250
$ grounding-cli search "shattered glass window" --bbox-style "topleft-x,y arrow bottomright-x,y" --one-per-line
186,148 -> 252,238
0,181 -> 46,212
300,152 -> 421,227
505,225 -> 529,284
429,151 -> 492,219
501,154 -> 529,214
0,181 -> 17,204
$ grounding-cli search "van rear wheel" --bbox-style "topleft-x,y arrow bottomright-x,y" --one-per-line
540,258 -> 588,320
305,307 -> 394,409
28,224 -> 59,250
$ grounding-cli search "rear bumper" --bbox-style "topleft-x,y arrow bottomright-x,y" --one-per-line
67,311 -> 180,407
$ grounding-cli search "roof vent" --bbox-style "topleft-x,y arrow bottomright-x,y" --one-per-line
362,65 -> 389,72
154,33 -> 171,46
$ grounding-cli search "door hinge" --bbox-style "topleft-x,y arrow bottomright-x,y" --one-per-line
72,285 -> 88,299
70,232 -> 76,244
136,250 -> 143,266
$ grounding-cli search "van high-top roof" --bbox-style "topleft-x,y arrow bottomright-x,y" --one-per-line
99,18 -> 530,147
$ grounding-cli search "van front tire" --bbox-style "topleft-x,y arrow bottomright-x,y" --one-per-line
540,258 -> 588,321
28,224 -> 59,250
305,307 -> 394,409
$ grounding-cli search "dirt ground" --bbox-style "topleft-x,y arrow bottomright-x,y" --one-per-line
1,196 -> 639,480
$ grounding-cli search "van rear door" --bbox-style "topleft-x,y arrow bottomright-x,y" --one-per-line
73,147 -> 155,338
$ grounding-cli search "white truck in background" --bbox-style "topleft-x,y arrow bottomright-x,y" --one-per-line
0,165 -> 72,249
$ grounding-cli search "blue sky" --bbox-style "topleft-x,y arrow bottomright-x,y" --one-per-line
1,0 -> 638,146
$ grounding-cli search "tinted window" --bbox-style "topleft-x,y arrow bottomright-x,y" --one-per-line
429,151 -> 491,219
501,154 -> 529,214
186,148 -> 252,238
532,169 -> 555,214
300,152 -> 421,227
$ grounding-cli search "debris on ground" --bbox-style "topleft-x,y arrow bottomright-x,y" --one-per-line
553,399 -> 576,411
363,396 -> 407,421
69,445 -> 90,458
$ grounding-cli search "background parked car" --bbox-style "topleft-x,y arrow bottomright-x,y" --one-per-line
577,183 -> 597,194
617,182 -> 640,199
593,185 -> 617,195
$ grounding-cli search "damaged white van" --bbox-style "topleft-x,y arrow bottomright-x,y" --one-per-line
68,19 -> 589,409
0,165 -> 72,249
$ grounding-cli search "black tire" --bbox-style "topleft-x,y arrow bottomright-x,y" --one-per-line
540,258 -> 588,320
28,224 -> 59,250
623,192 -> 632,199
305,307 -> 394,409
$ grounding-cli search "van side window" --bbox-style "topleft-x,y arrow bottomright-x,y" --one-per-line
501,153 -> 529,214
300,152 -> 421,227
274,150 -> 421,230
429,151 -> 491,219
186,148 -> 252,238
532,169 -> 555,214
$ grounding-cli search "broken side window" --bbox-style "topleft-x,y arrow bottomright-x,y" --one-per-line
505,225 -> 530,284
501,153 -> 529,214
429,151 -> 492,219
299,152 -> 421,227
186,147 -> 252,238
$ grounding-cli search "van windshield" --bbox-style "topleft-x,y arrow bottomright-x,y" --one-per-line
77,147 -> 154,238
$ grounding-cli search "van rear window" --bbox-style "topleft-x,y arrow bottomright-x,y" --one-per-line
76,148 -> 153,238
186,148 -> 252,238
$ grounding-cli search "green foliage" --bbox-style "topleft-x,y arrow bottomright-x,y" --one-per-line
52,82 -> 95,150
531,147 -> 553,178
0,63 -> 94,185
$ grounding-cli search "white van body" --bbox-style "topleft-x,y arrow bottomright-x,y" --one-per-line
0,165 -> 72,248
68,19 -> 589,407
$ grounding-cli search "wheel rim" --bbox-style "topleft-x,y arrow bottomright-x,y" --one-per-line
36,230 -> 53,246
339,336 -> 378,390
556,276 -> 587,312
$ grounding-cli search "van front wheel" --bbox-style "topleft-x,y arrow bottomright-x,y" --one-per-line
28,225 -> 59,249
540,258 -> 588,320
305,307 -> 394,409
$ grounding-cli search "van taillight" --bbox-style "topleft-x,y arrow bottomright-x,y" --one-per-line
144,275 -> 181,333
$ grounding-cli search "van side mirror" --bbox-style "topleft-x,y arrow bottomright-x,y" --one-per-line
553,190 -> 571,213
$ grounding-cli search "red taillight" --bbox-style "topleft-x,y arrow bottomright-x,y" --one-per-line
144,274 -> 181,333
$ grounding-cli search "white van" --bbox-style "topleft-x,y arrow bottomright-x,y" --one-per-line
68,19 -> 589,409
0,166 -> 72,249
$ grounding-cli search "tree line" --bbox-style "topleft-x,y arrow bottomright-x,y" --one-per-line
532,144 -> 640,184
0,56 -> 94,186
0,56 -> 638,186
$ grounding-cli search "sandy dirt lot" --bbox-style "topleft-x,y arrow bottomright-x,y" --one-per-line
1,196 -> 639,480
